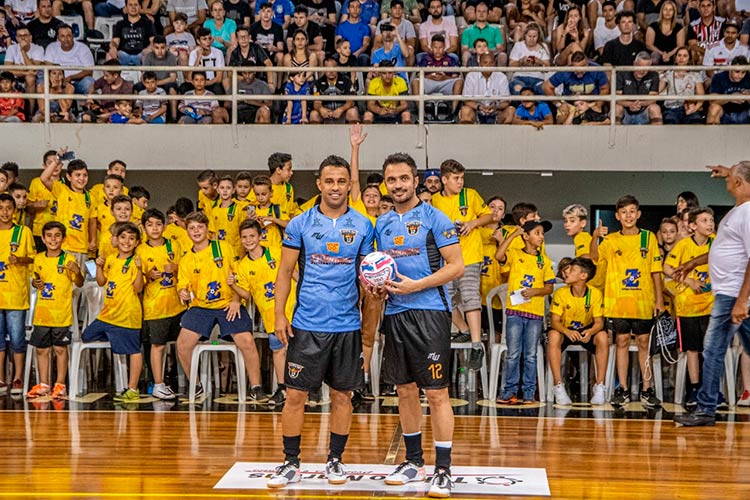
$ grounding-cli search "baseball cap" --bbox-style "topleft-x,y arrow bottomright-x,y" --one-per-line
423,169 -> 440,181
522,220 -> 552,233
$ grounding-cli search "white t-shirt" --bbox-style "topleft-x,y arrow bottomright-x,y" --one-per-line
167,0 -> 209,25
419,16 -> 458,44
709,201 -> 750,297
188,46 -> 225,80
594,18 -> 620,51
182,90 -> 218,113
4,42 -> 45,64
703,40 -> 749,67
660,70 -> 702,109
8,0 -> 36,19
508,42 -> 550,80
137,87 -> 166,116
44,41 -> 96,77
462,70 -> 509,107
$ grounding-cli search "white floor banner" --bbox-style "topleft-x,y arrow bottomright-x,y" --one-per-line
215,462 -> 550,496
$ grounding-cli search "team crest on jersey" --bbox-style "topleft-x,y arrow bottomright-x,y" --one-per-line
218,229 -> 226,240
696,271 -> 709,283
106,281 -> 116,298
51,201 -> 58,215
160,272 -> 174,287
41,283 -> 55,299
570,321 -> 583,330
459,205 -> 468,217
264,281 -> 275,299
327,242 -> 340,253
443,227 -> 458,239
405,221 -> 421,235
622,269 -> 641,288
394,235 -> 405,246
287,362 -> 304,379
521,274 -> 535,288
481,256 -> 491,275
340,229 -> 357,244
0,262 -> 5,280
260,228 -> 268,241
207,281 -> 222,301
70,214 -> 84,230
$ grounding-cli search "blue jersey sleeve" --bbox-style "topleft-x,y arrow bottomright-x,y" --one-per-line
433,210 -> 459,249
360,219 -> 375,256
283,215 -> 302,249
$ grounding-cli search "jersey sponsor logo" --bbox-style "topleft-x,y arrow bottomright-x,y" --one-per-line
393,235 -> 405,246
260,228 -> 268,241
481,256 -> 491,276
41,283 -> 55,299
340,229 -> 357,244
383,248 -> 420,258
311,232 -> 325,240
427,352 -> 441,361
70,214 -> 84,230
106,281 -> 117,298
51,200 -> 58,215
695,271 -> 709,283
521,274 -> 535,288
310,253 -> 352,265
570,321 -> 583,330
264,281 -> 275,299
405,221 -> 421,235
207,281 -> 222,301
343,217 -> 355,228
622,269 -> 641,288
443,228 -> 458,239
326,242 -> 340,253
160,272 -> 175,288
312,217 -> 322,227
218,229 -> 226,240
0,261 -> 5,280
287,362 -> 304,379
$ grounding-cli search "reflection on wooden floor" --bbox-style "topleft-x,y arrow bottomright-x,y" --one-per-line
1,410 -> 750,499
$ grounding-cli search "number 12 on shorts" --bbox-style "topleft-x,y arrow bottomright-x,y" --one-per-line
428,363 -> 443,380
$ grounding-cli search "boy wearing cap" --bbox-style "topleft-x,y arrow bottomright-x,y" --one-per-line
423,169 -> 442,194
494,219 -> 555,404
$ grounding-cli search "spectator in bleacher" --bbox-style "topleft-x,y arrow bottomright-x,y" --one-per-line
32,67 -> 74,122
380,0 -> 421,27
43,24 -> 95,94
287,6 -> 325,65
373,0 -> 416,55
542,50 -> 610,124
423,169 -> 441,194
601,11 -> 648,66
254,0 -> 293,29
166,12 -> 196,66
703,19 -> 746,88
236,62 -> 273,124
167,0 -> 208,34
371,21 -> 410,80
94,0 -> 124,17
228,26 -> 275,89
363,59 -> 411,123
141,0 -> 164,35
284,29 -> 319,81
565,97 -> 610,125
461,1 -> 506,66
300,0 -> 338,56
553,6 -> 591,66
512,86 -> 553,128
250,2 -> 285,67
4,25 -> 44,96
141,36 -> 178,118
107,0 -> 156,66
28,0 -> 64,49
179,70 -> 228,123
645,0 -> 684,64
659,46 -> 705,124
342,0 -> 380,31
204,0 -> 237,54
413,34 -> 462,114
52,0 -> 94,32
336,0 -> 372,66
5,0 -> 36,24
615,50 -> 663,124
459,52 -> 514,124
137,71 -> 168,123
461,0 -> 497,24
310,57 -> 360,123
0,71 -> 25,122
508,22 -> 550,95
187,27 -> 225,94
707,55 -> 750,124
224,0 -> 252,28
282,70 -> 312,124
333,38 -> 360,88
81,59 -> 134,123
419,0 -> 459,59
594,1 -> 620,57
506,0 -> 546,44
636,0 -> 664,31
687,0 -> 725,61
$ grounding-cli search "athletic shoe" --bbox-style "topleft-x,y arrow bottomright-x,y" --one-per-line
193,383 -> 204,400
590,383 -> 607,406
307,388 -> 322,405
610,386 -> 630,406
248,386 -> 269,404
467,344 -> 485,371
11,379 -> 23,396
326,458 -> 347,485
0,381 -> 7,394
51,383 -> 67,400
640,387 -> 661,408
267,461 -> 301,488
738,390 -> 750,407
553,383 -> 572,405
27,383 -> 50,399
385,460 -> 426,485
451,332 -> 470,344
684,388 -> 699,411
717,392 -> 729,410
152,384 -> 177,401
428,467 -> 454,498
360,384 -> 375,401
496,395 -> 518,405
113,388 -> 140,402
674,411 -> 716,427
268,387 -> 286,407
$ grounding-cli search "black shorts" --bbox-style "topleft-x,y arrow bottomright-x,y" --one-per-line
284,328 -> 364,392
560,324 -> 598,354
238,105 -> 260,124
608,317 -> 654,336
30,326 -> 72,348
678,315 -> 710,352
382,309 -> 452,390
142,313 -> 183,345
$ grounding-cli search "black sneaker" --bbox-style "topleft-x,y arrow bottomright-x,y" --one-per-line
610,386 -> 630,406
268,387 -> 286,407
640,387 -> 662,408
451,332 -> 471,344
382,386 -> 397,397
717,392 -> 729,410
684,388 -> 698,411
428,467 -> 454,498
248,386 -> 269,404
674,411 -> 716,427
467,344 -> 485,371
307,388 -> 322,405
193,383 -> 204,400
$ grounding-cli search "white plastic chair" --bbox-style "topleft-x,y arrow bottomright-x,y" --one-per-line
605,341 -> 663,402
188,326 -> 247,403
545,346 -> 591,403
486,284 -> 507,401
93,16 -> 119,43
22,286 -> 38,395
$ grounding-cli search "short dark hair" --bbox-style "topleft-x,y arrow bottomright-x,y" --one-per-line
602,0 -> 617,9
143,71 -> 158,81
7,182 -> 27,194
175,197 -> 194,218
129,185 -> 150,200
615,194 -> 640,211
253,175 -> 272,187
259,2 -> 272,10
104,174 -> 124,184
196,27 -> 211,38
473,37 -> 488,48
318,155 -> 351,175
0,193 -> 15,207
114,221 -> 141,240
111,194 -> 132,208
217,175 -> 234,185
731,55 -> 749,66
268,152 -> 292,173
511,202 -> 538,225
571,257 -> 596,282
1,161 -> 19,177
570,51 -> 587,63
42,221 -> 66,237
185,211 -> 210,226
235,171 -> 253,183
239,219 -> 262,234
487,195 -> 506,207
382,152 -> 418,176
196,169 -> 217,183
0,71 -> 15,82
439,158 -> 465,176
615,10 -> 636,25
108,159 -> 126,171
192,70 -> 207,79
153,35 -> 167,45
142,207 -> 166,226
431,33 -> 446,45
294,5 -> 308,14
688,206 -> 714,225
43,150 -> 58,165
67,159 -> 88,175
366,172 -> 384,185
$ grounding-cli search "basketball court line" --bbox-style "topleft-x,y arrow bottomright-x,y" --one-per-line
384,422 -> 402,464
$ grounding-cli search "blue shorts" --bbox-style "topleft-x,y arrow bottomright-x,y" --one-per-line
0,309 -> 28,353
269,333 -> 284,351
180,306 -> 253,339
82,319 -> 141,355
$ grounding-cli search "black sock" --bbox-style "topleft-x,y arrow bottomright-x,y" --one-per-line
328,432 -> 349,461
435,444 -> 452,471
403,432 -> 424,466
283,435 -> 301,465
277,383 -> 286,390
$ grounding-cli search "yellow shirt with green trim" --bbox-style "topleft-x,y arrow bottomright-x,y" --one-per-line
197,190 -> 218,218
32,251 -> 78,327
93,201 -> 116,259
235,246 -> 295,332
131,204 -> 145,225
98,253 -> 142,329
28,177 -> 56,237
573,232 -> 592,257
550,285 -> 604,330
51,181 -> 92,254
163,224 -> 192,257
431,188 -> 491,266
137,239 -> 186,321
90,183 -> 128,208
253,203 -> 289,251
209,199 -> 249,257
12,208 -> 28,227
0,224 -> 34,310
501,224 -> 549,256
664,235 -> 714,317
479,226 -> 503,308
177,240 -> 238,310
501,247 -> 555,317
597,230 -> 663,320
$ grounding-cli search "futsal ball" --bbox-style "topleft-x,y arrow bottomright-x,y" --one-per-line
359,252 -> 397,287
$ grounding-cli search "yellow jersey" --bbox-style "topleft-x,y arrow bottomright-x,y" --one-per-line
177,240 -> 238,310
0,224 -> 34,310
501,247 -> 555,317
131,204 -> 144,226
209,199 -> 248,257
254,203 -> 289,251
597,230 -> 663,320
51,181 -> 92,254
93,202 -> 117,260
32,251 -> 78,327
98,253 -> 142,329
431,188 -> 491,266
573,232 -> 592,257
501,224 -> 549,256
28,177 -> 56,237
479,226 -> 503,308
349,197 -> 377,226
137,239 -> 186,321
163,224 -> 192,256
664,236 -> 714,317
235,246 -> 295,333
550,285 -> 604,330
90,183 -> 128,208
197,190 -> 219,218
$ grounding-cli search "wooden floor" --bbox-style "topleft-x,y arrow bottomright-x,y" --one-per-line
1,409 -> 750,499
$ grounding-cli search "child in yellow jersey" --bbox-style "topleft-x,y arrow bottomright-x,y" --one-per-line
658,217 -> 680,259
89,160 -> 128,207
562,204 -> 592,258
26,222 -> 84,400
350,184 -> 380,225
547,257 -> 609,406
137,209 -> 186,401
27,150 -> 62,252
8,183 -> 28,227
163,197 -> 194,256
128,186 -> 150,224
81,222 -> 144,402
87,174 -> 124,253
175,211 -> 268,403
0,194 -> 35,395
663,207 -> 716,408
40,159 -> 94,267
229,220 -> 296,406
495,220 -> 555,404
209,176 -> 249,256
431,159 -> 494,370
267,152 -> 299,216
196,169 -> 219,217
234,171 -> 254,203
92,193 -> 132,262
480,196 -> 506,337
251,175 -> 290,252
590,195 -> 664,409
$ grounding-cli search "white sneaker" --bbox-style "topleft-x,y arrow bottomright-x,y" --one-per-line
385,460 -> 426,485
152,384 -> 177,400
326,458 -> 347,485
428,467 -> 454,498
553,382 -> 572,405
738,390 -> 750,407
590,383 -> 607,406
267,461 -> 301,488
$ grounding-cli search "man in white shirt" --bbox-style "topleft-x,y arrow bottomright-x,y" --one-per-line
703,20 -> 747,86
459,52 -> 513,124
4,25 -> 44,95
43,24 -> 95,94
419,0 -> 458,57
594,1 -> 620,56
